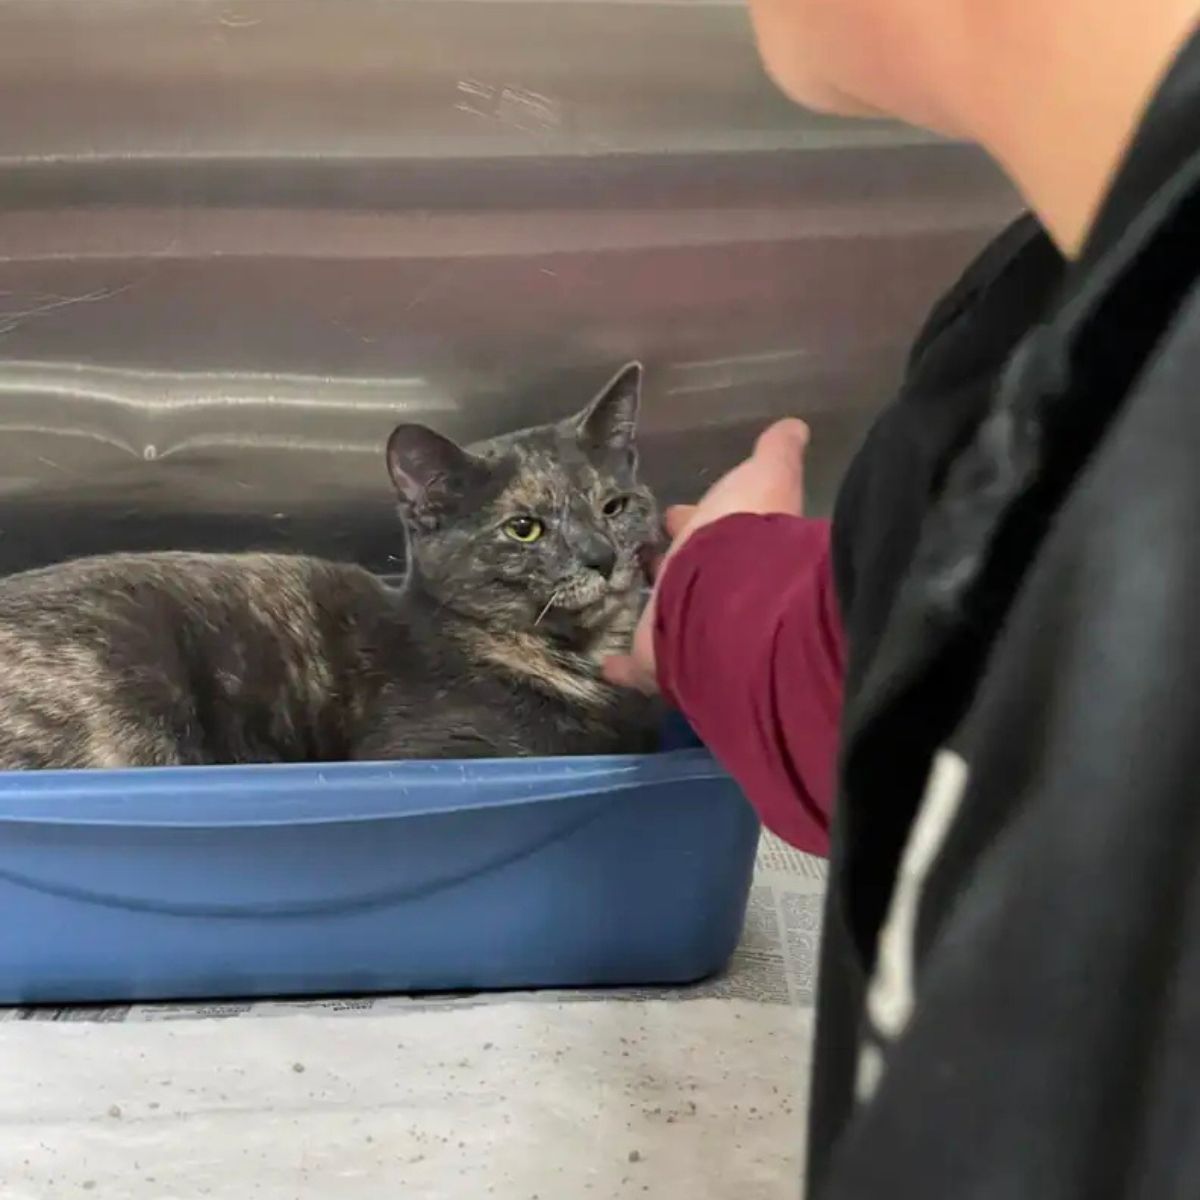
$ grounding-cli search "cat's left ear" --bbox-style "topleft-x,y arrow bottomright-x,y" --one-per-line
575,362 -> 642,468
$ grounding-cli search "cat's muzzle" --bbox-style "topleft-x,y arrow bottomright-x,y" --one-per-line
549,566 -> 637,615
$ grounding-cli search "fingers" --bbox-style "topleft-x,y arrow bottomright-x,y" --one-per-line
664,504 -> 697,538
601,654 -> 659,695
633,505 -> 696,584
748,418 -> 809,514
606,420 -> 811,703
754,418 -> 810,461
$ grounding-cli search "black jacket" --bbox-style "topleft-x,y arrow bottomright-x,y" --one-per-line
814,28 -> 1200,1198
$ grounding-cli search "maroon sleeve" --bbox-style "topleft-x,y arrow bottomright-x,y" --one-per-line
652,513 -> 845,855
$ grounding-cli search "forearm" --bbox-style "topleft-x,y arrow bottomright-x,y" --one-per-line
653,513 -> 844,854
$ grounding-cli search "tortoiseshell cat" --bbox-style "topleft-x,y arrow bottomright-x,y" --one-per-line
0,364 -> 661,769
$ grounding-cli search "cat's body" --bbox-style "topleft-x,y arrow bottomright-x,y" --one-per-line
0,551 -> 652,768
0,365 -> 661,769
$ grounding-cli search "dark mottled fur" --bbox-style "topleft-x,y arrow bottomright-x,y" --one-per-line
0,365 -> 661,769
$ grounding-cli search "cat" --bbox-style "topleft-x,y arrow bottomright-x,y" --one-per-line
0,363 -> 662,769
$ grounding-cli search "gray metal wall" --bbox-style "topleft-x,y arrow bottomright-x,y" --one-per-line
0,0 -> 1019,575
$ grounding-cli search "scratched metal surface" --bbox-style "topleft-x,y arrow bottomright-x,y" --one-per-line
0,0 -> 1019,575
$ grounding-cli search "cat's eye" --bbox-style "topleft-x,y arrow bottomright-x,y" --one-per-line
601,495 -> 629,518
503,515 -> 544,543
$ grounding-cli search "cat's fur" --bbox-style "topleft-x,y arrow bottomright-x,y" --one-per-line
0,364 -> 661,769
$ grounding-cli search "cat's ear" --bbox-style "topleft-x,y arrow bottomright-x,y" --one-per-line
575,362 -> 642,465
386,424 -> 483,515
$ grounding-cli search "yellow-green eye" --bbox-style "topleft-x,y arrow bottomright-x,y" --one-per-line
503,515 -> 544,543
602,495 -> 629,518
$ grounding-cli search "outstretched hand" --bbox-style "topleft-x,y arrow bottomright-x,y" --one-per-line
603,418 -> 812,694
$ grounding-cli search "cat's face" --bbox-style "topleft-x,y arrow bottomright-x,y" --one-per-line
386,364 -> 658,639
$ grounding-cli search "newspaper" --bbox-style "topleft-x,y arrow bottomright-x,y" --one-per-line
0,834 -> 827,1024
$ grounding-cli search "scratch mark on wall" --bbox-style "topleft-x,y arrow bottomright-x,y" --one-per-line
455,78 -> 496,119
217,10 -> 262,28
329,316 -> 377,345
400,263 -> 462,315
33,456 -> 79,478
0,283 -> 136,338
455,79 -> 564,134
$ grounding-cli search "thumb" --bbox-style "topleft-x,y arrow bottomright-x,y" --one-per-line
753,418 -> 810,466
601,654 -> 658,695
743,418 -> 810,512
664,504 -> 698,539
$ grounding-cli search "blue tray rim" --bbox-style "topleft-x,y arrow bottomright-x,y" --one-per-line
0,748 -> 734,829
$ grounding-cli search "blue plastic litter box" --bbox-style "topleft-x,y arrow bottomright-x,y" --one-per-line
0,720 -> 759,1004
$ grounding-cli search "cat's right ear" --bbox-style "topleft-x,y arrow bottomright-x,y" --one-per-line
386,424 -> 482,516
574,361 -> 642,472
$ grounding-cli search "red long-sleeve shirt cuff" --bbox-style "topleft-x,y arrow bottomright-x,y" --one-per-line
653,513 -> 845,856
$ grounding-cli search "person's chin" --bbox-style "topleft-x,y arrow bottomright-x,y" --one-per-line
764,55 -> 880,117
747,9 -> 880,117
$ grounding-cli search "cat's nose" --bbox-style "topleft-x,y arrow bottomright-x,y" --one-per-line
581,538 -> 617,580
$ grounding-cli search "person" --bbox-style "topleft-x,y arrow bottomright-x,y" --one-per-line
603,0 -> 1200,1194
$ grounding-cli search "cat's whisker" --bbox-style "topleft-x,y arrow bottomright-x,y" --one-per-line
534,589 -> 562,627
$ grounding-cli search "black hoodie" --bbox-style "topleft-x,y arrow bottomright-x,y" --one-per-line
812,25 -> 1200,1198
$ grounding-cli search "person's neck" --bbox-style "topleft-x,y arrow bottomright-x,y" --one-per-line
954,1 -> 1200,257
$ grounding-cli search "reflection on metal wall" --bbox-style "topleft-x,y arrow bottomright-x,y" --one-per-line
0,0 -> 1019,575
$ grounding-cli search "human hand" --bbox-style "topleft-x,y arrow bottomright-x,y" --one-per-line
602,418 -> 811,693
